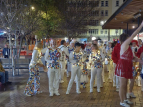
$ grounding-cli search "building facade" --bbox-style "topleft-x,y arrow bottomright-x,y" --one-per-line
68,0 -> 127,41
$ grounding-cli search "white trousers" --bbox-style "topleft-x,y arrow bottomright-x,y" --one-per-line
141,79 -> 143,89
67,62 -> 71,75
90,68 -> 102,90
59,62 -> 66,80
113,63 -> 116,85
102,63 -> 105,82
67,65 -> 81,92
108,60 -> 114,80
47,68 -> 59,94
113,63 -> 120,88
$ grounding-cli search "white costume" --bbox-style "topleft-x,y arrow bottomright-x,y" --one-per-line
58,45 -> 69,82
89,50 -> 105,92
67,45 -> 74,77
94,44 -> 105,87
106,46 -> 113,82
84,46 -> 91,73
66,51 -> 85,94
45,48 -> 62,96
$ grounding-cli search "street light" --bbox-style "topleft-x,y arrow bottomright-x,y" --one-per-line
132,26 -> 135,28
100,21 -> 104,25
92,37 -> 96,40
31,6 -> 35,10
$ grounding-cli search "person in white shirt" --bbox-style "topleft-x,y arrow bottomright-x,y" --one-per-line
94,40 -> 105,87
58,40 -> 69,83
106,41 -> 113,82
89,44 -> 105,93
24,42 -> 46,96
45,39 -> 62,97
66,42 -> 85,94
67,41 -> 75,77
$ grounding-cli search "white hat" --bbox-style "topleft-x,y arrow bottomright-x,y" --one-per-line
70,40 -> 75,45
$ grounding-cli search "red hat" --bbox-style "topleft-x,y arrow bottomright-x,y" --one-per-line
131,40 -> 138,47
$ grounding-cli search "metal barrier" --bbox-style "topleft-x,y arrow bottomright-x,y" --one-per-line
0,58 -> 31,76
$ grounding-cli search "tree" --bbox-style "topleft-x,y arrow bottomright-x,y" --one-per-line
15,5 -> 44,57
32,0 -> 63,39
55,0 -> 101,40
0,0 -> 28,76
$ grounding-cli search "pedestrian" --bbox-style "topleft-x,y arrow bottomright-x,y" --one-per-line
2,44 -> 10,58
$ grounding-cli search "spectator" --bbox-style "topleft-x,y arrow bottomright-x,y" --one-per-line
138,39 -> 142,47
2,44 -> 10,58
0,59 -> 10,84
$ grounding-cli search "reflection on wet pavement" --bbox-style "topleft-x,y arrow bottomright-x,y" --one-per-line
0,69 -> 143,107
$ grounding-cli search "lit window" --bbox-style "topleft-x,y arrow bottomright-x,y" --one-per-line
101,30 -> 104,34
95,29 -> 98,34
105,30 -> 108,34
115,29 -> 118,33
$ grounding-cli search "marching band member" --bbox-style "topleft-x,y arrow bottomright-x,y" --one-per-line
106,41 -> 113,82
98,40 -> 105,84
80,43 -> 89,88
85,42 -> 92,74
24,42 -> 47,96
67,41 -> 75,77
90,44 -> 105,93
45,39 -> 62,96
139,52 -> 143,91
66,42 -> 85,94
58,40 -> 69,83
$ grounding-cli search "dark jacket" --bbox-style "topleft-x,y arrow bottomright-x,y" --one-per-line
2,48 -> 10,57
